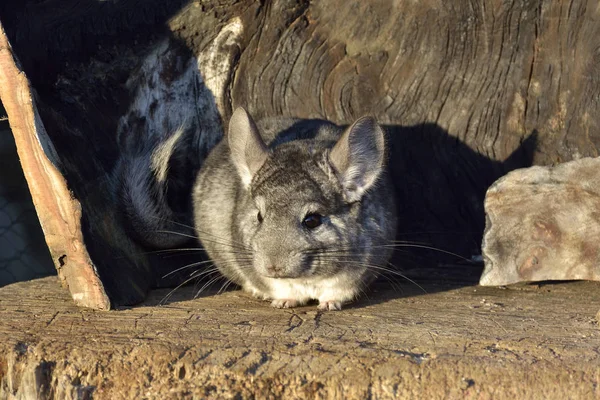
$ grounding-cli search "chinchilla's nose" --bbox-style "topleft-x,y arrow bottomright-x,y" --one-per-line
260,245 -> 287,275
265,264 -> 283,277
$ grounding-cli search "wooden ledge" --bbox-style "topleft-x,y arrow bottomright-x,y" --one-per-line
1,277 -> 599,399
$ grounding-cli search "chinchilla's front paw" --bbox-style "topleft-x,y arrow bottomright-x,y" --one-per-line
249,290 -> 271,301
317,300 -> 343,311
271,299 -> 301,309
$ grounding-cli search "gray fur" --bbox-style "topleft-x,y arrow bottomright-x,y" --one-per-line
329,116 -> 386,203
193,108 -> 397,310
228,108 -> 270,187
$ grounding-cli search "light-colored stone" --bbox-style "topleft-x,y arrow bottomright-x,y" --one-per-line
481,157 -> 600,286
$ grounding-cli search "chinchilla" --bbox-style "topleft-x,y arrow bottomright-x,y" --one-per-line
193,108 -> 397,310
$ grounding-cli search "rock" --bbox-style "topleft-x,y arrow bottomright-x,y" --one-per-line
480,157 -> 600,286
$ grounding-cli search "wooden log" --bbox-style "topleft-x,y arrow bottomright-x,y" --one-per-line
0,0 -> 599,306
1,277 -> 599,399
481,157 -> 600,286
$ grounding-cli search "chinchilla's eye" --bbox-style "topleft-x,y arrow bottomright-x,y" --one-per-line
302,213 -> 323,229
257,211 -> 263,223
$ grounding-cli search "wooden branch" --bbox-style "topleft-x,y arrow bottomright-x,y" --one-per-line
0,24 -> 110,310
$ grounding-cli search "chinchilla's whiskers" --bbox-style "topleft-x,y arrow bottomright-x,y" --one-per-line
395,230 -> 478,237
304,247 -> 358,256
193,226 -> 248,249
309,250 -> 427,293
369,238 -> 435,245
161,253 -> 253,279
147,215 -> 248,250
115,247 -> 205,260
156,229 -> 250,252
193,266 -> 243,297
378,243 -> 468,261
218,278 -> 236,294
146,214 -> 195,229
301,248 -> 424,293
187,269 -> 220,299
306,241 -> 467,262
159,269 -> 216,305
144,214 -> 251,252
307,249 -> 364,260
213,256 -> 254,267
307,225 -> 468,261
147,215 -> 247,248
160,257 -> 251,303
185,258 -> 252,278
355,277 -> 372,301
153,247 -> 213,254
161,269 -> 227,305
186,266 -> 219,278
362,265 -> 426,294
148,247 -> 205,256
227,258 -> 257,272
162,259 -> 219,278
153,229 -> 198,240
363,262 -> 427,294
370,270 -> 404,292
194,274 -> 227,298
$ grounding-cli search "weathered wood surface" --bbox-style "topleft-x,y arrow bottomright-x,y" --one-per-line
1,277 -> 599,399
0,0 -> 599,306
481,157 -> 600,286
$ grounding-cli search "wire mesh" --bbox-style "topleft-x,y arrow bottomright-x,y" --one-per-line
0,103 -> 55,287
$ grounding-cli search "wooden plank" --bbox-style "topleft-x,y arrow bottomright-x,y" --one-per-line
1,277 -> 599,399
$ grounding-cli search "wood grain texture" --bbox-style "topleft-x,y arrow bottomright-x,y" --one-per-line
0,0 -> 598,305
228,0 -> 600,160
1,277 -> 599,399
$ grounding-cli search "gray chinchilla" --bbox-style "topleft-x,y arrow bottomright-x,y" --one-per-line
193,108 -> 397,310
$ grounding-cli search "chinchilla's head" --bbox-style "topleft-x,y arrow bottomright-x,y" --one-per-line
227,108 -> 396,284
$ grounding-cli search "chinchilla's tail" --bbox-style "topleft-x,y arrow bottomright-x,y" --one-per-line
114,127 -> 197,249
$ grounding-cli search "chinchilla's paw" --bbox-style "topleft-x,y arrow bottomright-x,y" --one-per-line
317,300 -> 342,311
271,299 -> 301,309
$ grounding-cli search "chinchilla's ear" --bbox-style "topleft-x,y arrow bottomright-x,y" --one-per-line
328,116 -> 385,203
228,107 -> 269,187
